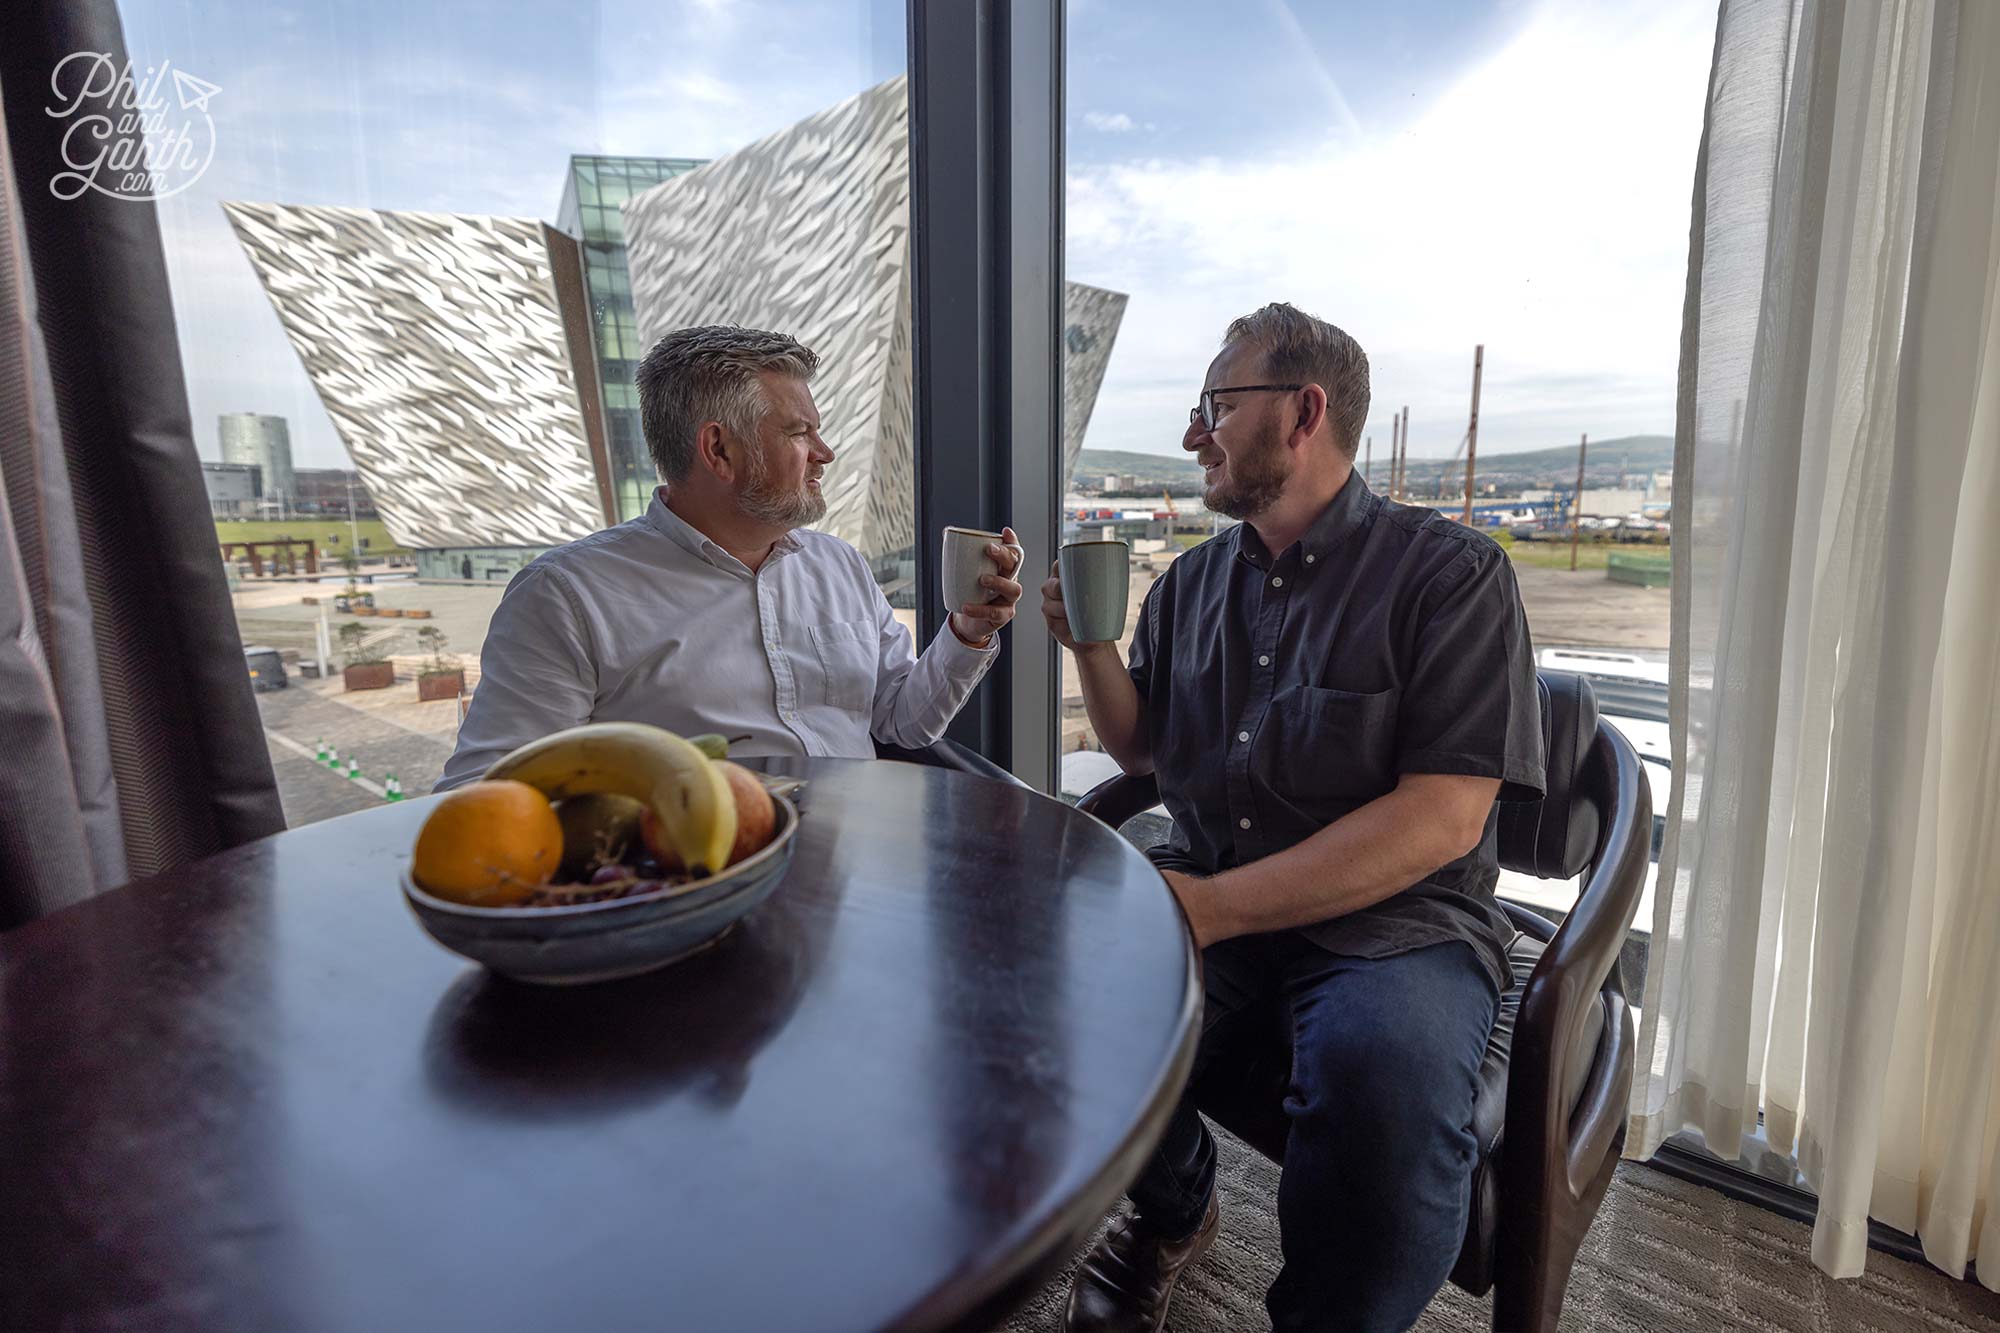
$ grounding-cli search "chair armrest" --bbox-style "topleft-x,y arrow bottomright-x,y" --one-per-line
1536,722 -> 1652,1004
872,737 -> 1029,789
1500,722 -> 1652,1239
1076,770 -> 1161,829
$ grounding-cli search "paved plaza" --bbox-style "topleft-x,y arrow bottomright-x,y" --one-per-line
1512,562 -> 1670,653
238,552 -> 1668,828
236,575 -> 492,825
254,675 -> 459,826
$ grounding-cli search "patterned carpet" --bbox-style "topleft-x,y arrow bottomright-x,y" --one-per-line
1003,1129 -> 2000,1332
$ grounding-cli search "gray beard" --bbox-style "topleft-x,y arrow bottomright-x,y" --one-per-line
739,481 -> 825,528
738,450 -> 826,528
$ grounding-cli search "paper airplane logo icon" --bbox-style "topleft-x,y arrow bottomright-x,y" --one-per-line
173,69 -> 220,113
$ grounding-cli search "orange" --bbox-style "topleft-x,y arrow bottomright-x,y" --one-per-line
411,779 -> 562,906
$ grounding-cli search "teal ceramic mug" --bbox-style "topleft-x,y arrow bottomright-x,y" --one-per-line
1057,539 -> 1131,643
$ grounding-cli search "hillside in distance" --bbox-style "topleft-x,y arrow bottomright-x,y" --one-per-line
1076,436 -> 1671,495
1381,435 -> 1671,493
1072,448 -> 1203,489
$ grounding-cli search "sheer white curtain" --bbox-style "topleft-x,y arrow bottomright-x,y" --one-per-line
1628,0 -> 2000,1288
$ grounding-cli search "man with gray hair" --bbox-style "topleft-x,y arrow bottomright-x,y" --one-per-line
439,325 -> 1023,789
1044,304 -> 1544,1332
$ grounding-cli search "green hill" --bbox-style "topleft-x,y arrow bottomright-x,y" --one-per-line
1073,448 -> 1202,489
1410,434 -> 1672,474
1077,436 -> 1670,494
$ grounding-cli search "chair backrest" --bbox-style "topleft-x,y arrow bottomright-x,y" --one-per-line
1496,671 -> 1601,880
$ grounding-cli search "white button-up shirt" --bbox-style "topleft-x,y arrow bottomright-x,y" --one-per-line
437,492 -> 1000,791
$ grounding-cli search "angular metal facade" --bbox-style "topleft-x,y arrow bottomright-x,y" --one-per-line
230,80 -> 1124,563
622,76 -> 1125,565
1062,282 -> 1128,484
225,202 -> 606,551
622,80 -> 915,562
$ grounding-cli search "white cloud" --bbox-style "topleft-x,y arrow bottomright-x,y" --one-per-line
1066,0 -> 1716,459
1084,110 -> 1136,133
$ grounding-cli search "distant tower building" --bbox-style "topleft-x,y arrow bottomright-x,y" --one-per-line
219,413 -> 294,506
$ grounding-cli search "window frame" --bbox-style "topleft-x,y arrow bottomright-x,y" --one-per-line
908,0 -> 1064,790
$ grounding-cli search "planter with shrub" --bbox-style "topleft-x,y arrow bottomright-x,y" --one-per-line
338,621 -> 394,692
415,624 -> 464,702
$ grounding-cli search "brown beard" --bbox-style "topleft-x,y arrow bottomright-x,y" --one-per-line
738,443 -> 826,528
1202,431 -> 1289,519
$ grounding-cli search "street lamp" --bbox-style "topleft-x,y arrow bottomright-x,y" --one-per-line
345,476 -> 359,563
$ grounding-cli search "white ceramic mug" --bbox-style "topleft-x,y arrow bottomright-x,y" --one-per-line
941,526 -> 1025,617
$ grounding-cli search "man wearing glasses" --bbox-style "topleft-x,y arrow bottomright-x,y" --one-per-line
1043,304 -> 1544,1332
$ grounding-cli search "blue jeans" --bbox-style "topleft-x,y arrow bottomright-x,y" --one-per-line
1129,934 -> 1498,1333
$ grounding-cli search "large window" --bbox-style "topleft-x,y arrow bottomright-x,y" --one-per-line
1059,1 -> 1710,966
138,0 -> 908,826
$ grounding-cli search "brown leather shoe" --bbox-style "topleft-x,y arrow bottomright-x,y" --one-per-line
1063,1194 -> 1219,1333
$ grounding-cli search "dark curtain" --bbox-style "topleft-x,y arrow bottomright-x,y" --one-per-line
0,0 -> 283,928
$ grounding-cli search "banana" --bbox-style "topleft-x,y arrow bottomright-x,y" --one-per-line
484,724 -> 737,877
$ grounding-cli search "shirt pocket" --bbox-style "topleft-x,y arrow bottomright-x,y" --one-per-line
808,618 -> 878,715
1264,685 -> 1402,803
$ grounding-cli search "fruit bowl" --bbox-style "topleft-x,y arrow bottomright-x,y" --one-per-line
402,791 -> 800,985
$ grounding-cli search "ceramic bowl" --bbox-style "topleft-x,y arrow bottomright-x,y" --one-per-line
403,793 -> 799,985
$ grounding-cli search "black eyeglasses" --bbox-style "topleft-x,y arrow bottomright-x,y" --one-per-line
1189,384 -> 1304,432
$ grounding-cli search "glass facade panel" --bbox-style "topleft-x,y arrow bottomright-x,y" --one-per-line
557,154 -> 715,522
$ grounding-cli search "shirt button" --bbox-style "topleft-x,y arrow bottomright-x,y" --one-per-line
1306,553 -> 1316,564
1239,817 -> 1252,830
1271,576 -> 1283,587
1258,655 -> 1271,666
1237,730 -> 1249,742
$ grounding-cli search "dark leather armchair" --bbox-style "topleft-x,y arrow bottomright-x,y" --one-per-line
1075,670 -> 1651,1332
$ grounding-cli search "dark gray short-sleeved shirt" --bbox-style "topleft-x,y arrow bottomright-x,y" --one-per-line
1127,470 -> 1545,993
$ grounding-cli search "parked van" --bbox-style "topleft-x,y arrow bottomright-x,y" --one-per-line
244,645 -> 288,692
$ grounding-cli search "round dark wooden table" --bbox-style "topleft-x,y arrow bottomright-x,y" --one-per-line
0,758 -> 1200,1332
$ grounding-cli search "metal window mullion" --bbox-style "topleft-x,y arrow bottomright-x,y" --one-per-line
909,0 -> 1063,788
1001,0 -> 1061,794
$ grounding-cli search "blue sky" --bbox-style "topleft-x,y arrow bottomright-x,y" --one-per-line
115,0 -> 1714,471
